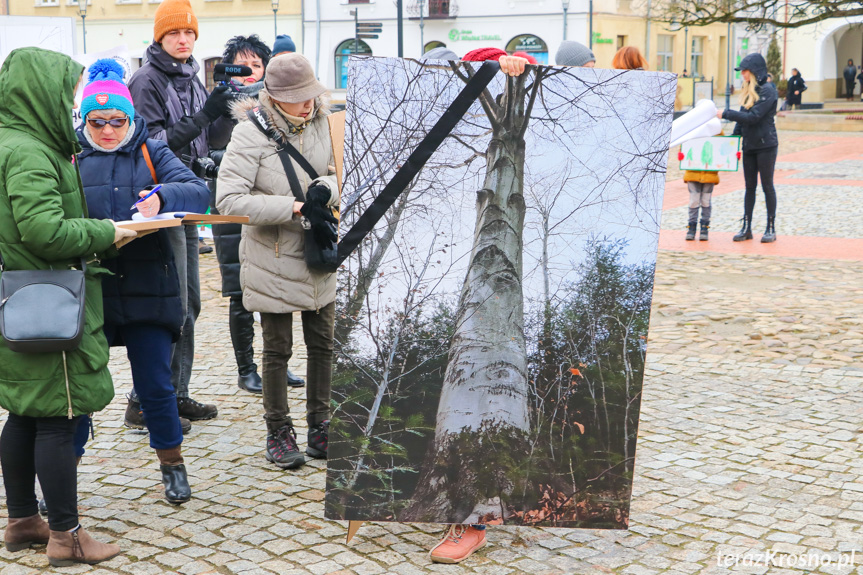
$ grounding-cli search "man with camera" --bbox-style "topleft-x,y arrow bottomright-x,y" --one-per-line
127,0 -> 226,430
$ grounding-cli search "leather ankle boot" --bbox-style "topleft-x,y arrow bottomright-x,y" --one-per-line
287,369 -> 305,388
5,514 -> 49,551
761,216 -> 776,243
238,369 -> 263,393
699,219 -> 709,241
46,525 -> 120,566
733,215 -> 753,241
156,447 -> 191,504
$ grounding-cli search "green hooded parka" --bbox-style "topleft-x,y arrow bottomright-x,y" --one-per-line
0,48 -> 117,418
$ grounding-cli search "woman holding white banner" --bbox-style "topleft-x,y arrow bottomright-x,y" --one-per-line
717,53 -> 778,243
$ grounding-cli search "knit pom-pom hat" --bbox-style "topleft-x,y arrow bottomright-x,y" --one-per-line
154,0 -> 198,43
462,47 -> 507,62
80,59 -> 134,123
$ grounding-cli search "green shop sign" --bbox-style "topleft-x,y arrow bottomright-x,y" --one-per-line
448,29 -> 502,42
592,32 -> 613,44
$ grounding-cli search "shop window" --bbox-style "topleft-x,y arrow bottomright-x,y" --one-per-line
617,35 -> 627,50
505,34 -> 548,65
656,34 -> 673,72
335,39 -> 372,90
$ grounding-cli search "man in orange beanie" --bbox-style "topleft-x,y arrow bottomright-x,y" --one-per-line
126,0 -> 227,435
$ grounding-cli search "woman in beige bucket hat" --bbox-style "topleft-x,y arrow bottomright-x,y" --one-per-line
217,53 -> 339,470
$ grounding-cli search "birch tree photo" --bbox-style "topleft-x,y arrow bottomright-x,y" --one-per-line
326,56 -> 676,528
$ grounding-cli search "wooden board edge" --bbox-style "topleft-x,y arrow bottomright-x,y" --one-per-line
346,521 -> 364,544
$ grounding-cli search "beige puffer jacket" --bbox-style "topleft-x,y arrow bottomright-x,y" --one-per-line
216,91 -> 338,314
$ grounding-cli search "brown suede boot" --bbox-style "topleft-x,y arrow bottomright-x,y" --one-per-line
5,514 -> 49,551
46,526 -> 120,566
155,446 -> 191,504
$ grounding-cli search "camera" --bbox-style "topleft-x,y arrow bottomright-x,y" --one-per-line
192,157 -> 219,179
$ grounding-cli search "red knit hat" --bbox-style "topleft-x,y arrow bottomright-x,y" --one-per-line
462,47 -> 507,62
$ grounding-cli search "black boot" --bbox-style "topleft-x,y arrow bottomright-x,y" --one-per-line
230,297 -> 261,393
156,447 -> 191,504
287,369 -> 305,388
238,369 -> 262,394
733,215 -> 753,241
699,219 -> 709,241
685,220 -> 697,241
761,216 -> 776,243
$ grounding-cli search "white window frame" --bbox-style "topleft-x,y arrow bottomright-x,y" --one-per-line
656,34 -> 673,72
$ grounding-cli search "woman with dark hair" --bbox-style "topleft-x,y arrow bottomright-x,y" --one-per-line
209,36 -> 306,394
717,53 -> 779,243
221,34 -> 270,87
785,68 -> 806,110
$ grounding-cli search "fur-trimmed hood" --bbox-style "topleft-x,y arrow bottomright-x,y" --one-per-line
230,89 -> 331,135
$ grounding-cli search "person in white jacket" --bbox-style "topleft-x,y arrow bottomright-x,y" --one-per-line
217,53 -> 338,470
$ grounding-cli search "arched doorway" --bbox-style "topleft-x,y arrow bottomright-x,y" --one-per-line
506,34 -> 548,65
335,39 -> 372,90
424,40 -> 447,52
817,19 -> 863,100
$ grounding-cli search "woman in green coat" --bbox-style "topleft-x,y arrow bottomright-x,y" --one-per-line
0,47 -> 135,566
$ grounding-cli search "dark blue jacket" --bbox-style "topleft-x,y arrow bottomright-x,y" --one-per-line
77,118 -> 209,340
723,53 -> 778,152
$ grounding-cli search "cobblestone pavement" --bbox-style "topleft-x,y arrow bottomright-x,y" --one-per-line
2,131 -> 863,574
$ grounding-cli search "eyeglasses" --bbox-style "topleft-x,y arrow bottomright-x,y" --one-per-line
86,117 -> 129,129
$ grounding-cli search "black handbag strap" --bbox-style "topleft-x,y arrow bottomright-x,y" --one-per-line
335,60 -> 500,267
247,107 -> 320,202
279,139 -> 319,181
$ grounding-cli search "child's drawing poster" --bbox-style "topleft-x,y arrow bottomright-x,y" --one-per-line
680,135 -> 741,171
326,56 -> 676,528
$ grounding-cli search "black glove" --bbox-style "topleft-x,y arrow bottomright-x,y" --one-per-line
201,85 -> 234,122
209,149 -> 225,166
301,201 -> 338,246
305,184 -> 331,207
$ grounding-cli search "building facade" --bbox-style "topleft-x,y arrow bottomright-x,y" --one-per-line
302,0 -> 590,93
6,0 -> 301,82
784,19 -> 863,103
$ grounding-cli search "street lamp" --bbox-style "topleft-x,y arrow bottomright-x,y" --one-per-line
725,20 -> 732,111
419,0 -> 425,55
77,0 -> 87,54
272,0 -> 279,41
684,26 -> 689,75
561,0 -> 570,42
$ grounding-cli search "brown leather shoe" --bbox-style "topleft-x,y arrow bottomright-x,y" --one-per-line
5,514 -> 49,551
47,526 -> 120,567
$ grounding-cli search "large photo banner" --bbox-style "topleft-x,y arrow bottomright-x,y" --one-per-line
326,56 -> 676,528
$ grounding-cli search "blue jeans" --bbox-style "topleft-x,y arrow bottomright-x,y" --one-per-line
81,324 -> 183,452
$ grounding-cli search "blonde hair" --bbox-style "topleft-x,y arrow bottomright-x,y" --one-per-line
738,77 -> 760,109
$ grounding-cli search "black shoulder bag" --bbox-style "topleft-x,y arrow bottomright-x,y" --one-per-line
0,253 -> 86,353
247,107 -> 339,272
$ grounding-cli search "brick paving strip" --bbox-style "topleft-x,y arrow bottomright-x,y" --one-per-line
1,131 -> 862,573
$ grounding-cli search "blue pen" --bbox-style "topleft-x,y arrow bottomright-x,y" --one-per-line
131,184 -> 163,211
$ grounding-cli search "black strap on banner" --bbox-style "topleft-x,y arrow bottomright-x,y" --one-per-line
335,60 -> 500,267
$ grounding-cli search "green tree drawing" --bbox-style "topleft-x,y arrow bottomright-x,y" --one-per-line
701,140 -> 714,169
